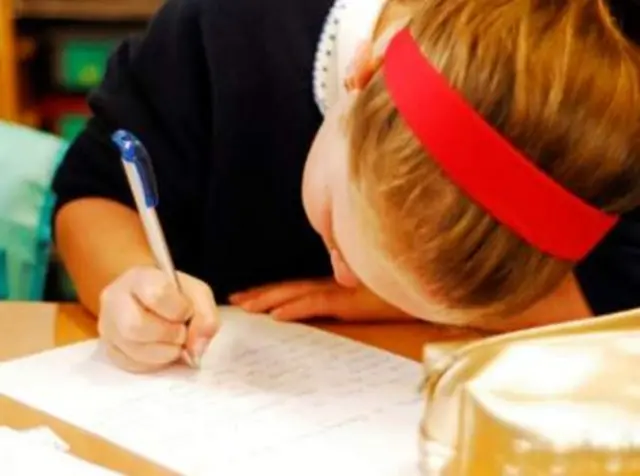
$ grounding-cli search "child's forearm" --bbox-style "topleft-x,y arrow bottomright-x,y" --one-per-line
55,198 -> 157,316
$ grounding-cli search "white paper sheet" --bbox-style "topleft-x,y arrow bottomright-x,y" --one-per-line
0,425 -> 70,452
0,307 -> 422,475
0,426 -> 120,475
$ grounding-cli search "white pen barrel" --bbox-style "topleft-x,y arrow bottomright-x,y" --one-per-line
122,161 -> 180,289
142,209 -> 180,288
123,162 -> 147,212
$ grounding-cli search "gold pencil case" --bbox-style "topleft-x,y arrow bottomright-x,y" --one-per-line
420,308 -> 640,475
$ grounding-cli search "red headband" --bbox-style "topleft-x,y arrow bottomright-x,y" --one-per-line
382,28 -> 618,261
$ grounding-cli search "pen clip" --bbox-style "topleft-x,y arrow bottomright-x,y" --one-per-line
111,130 -> 159,208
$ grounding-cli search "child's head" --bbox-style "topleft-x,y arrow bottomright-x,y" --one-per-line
303,0 -> 640,327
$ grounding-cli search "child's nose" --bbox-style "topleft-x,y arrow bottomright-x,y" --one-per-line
330,248 -> 360,288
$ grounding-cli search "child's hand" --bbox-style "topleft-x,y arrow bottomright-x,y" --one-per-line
98,267 -> 218,373
230,278 -> 414,322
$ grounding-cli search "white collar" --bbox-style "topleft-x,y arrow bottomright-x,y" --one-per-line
313,0 -> 387,115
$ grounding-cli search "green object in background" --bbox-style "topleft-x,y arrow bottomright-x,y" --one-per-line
58,114 -> 89,141
59,39 -> 118,90
0,250 -> 7,300
0,121 -> 68,301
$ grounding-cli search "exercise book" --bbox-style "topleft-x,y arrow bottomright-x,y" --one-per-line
0,307 -> 422,475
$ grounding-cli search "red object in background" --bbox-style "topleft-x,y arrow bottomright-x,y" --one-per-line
40,95 -> 90,119
39,95 -> 91,138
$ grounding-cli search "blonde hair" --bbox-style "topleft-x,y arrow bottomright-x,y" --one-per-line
349,0 -> 640,319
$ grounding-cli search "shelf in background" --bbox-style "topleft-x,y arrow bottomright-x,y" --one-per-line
19,107 -> 40,127
17,36 -> 36,61
2,0 -> 158,125
14,0 -> 162,20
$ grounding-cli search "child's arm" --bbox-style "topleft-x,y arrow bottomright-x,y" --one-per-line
51,0 -> 212,313
55,198 -> 156,315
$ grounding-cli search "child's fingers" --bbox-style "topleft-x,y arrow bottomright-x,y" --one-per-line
230,279 -> 329,301
270,286 -> 412,322
230,279 -> 334,313
112,339 -> 183,367
269,286 -> 360,321
100,289 -> 188,346
270,293 -> 336,321
131,269 -> 193,324
104,342 -> 173,374
182,279 -> 219,365
99,267 -> 222,372
116,303 -> 188,345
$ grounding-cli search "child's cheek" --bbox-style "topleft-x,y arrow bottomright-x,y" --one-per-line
302,135 -> 332,240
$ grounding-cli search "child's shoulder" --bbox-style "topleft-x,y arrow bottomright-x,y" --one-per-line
164,0 -> 334,61
149,0 -> 334,61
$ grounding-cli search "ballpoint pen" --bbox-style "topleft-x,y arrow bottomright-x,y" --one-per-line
111,130 -> 198,369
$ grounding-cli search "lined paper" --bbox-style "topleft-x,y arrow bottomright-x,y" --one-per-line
0,307 -> 422,475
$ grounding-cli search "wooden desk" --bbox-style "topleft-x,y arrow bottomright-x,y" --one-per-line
0,302 -> 477,475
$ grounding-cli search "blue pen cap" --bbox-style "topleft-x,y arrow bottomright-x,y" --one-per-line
111,130 -> 159,208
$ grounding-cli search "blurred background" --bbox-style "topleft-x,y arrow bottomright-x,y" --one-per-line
0,0 -> 162,135
0,0 -> 163,302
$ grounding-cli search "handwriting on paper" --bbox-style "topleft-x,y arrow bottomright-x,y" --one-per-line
0,307 -> 422,475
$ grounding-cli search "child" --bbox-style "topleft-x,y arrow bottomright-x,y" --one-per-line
53,0 -> 640,372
